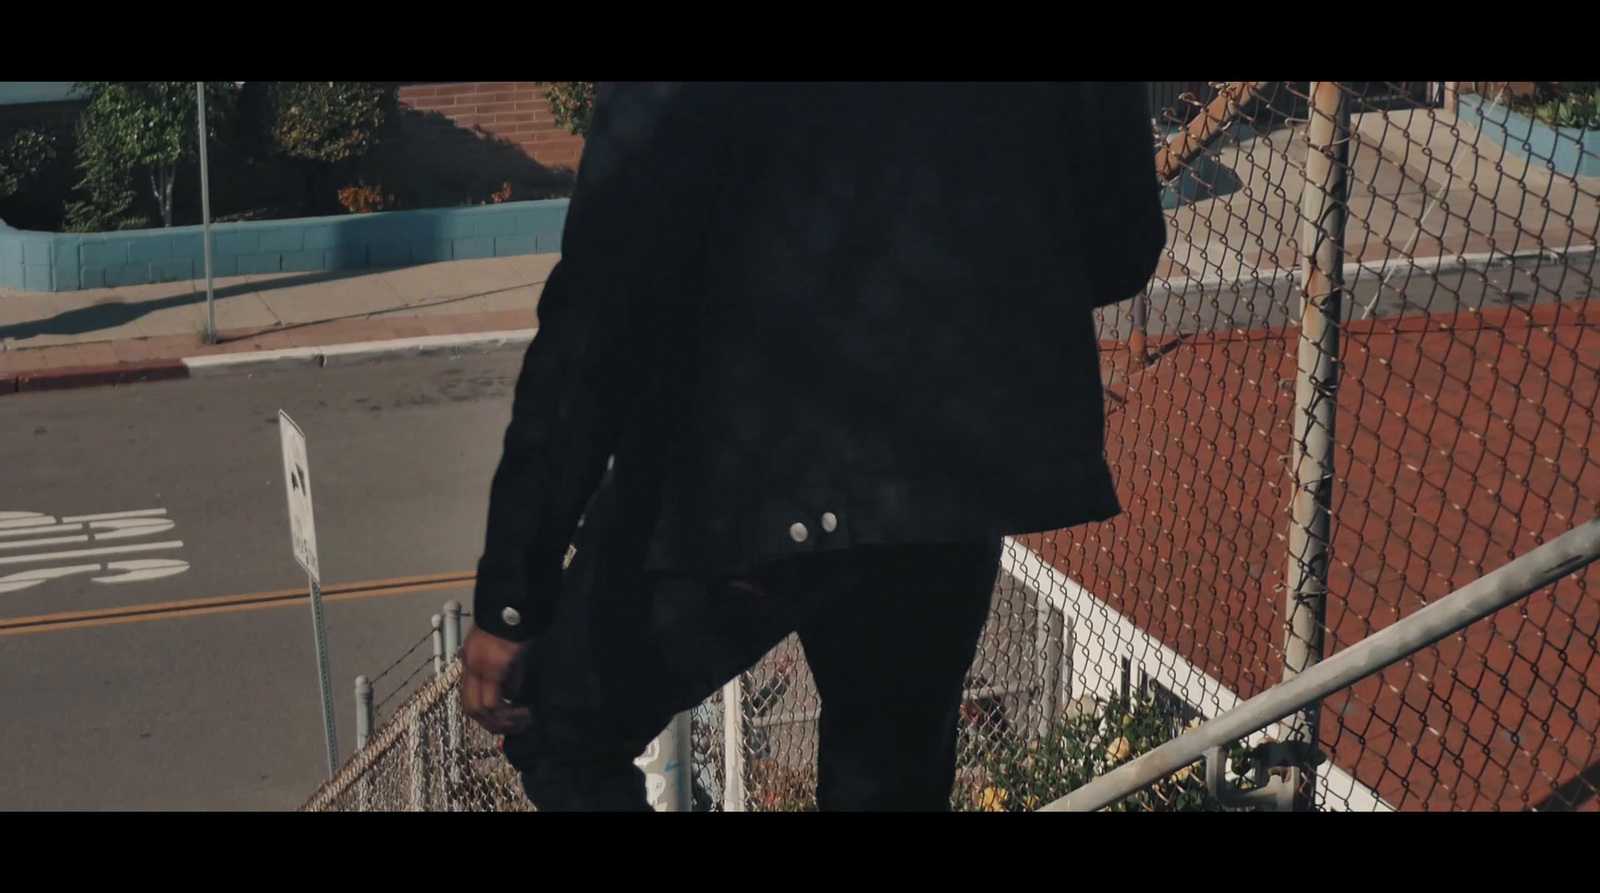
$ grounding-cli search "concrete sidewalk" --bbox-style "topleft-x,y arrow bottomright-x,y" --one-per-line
0,254 -> 555,388
1157,108 -> 1599,286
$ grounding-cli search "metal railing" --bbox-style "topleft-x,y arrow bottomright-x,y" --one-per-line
1042,516 -> 1600,811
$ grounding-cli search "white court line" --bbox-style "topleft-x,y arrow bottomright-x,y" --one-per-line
61,509 -> 168,523
1000,537 -> 1394,812
0,535 -> 89,551
0,541 -> 184,567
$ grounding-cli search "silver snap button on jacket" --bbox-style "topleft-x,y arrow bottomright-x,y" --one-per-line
789,522 -> 809,543
820,512 -> 838,533
501,606 -> 522,627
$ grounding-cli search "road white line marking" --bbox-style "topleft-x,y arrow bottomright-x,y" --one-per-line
90,518 -> 176,540
93,559 -> 191,584
0,565 -> 103,594
0,541 -> 185,567
0,523 -> 83,538
0,514 -> 58,530
0,535 -> 90,551
61,509 -> 168,523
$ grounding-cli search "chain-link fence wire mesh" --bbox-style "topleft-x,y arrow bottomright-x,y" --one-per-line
305,81 -> 1598,812
303,659 -> 533,812
1055,80 -> 1598,812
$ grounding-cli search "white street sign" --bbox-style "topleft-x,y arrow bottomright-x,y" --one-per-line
279,410 -> 320,583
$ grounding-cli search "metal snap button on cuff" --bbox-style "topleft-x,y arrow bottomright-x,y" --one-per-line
820,512 -> 838,533
501,606 -> 522,626
789,522 -> 809,543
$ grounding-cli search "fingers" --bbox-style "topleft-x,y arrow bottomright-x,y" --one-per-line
463,667 -> 532,736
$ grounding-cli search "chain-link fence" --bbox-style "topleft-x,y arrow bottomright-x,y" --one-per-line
304,81 -> 1599,812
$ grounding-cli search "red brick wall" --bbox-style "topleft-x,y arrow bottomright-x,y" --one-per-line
397,83 -> 586,170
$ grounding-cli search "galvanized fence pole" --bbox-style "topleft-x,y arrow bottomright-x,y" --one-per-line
1034,595 -> 1065,741
721,677 -> 747,811
442,601 -> 464,811
1284,80 -> 1350,811
443,601 -> 462,660
355,675 -> 374,811
355,675 -> 374,751
431,614 -> 445,676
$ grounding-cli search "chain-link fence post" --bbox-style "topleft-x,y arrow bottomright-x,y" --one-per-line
1033,595 -> 1065,741
441,601 -> 464,811
355,674 -> 374,811
355,675 -> 374,751
431,613 -> 444,676
443,601 -> 462,660
1127,292 -> 1149,374
721,676 -> 747,811
1283,80 -> 1349,811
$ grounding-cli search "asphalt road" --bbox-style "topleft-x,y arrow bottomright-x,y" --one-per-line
0,352 -> 525,810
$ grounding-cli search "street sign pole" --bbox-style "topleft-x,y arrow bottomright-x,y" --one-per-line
195,82 -> 215,343
280,410 -> 337,778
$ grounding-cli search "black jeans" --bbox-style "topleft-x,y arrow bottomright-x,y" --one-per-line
500,501 -> 1002,811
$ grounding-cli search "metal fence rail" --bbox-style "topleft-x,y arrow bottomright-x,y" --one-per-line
304,81 -> 1600,812
1042,516 -> 1600,811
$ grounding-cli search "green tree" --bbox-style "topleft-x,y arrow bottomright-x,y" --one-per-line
540,82 -> 595,137
0,128 -> 56,200
261,82 -> 398,213
65,81 -> 237,231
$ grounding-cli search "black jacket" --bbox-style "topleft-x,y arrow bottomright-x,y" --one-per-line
474,83 -> 1166,642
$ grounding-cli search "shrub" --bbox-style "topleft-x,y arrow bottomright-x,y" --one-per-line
541,82 -> 595,137
261,82 -> 399,213
0,128 -> 56,199
65,81 -> 238,231
952,693 -> 1257,812
336,182 -> 395,215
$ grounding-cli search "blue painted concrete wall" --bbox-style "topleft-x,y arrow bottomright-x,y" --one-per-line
0,199 -> 569,292
1458,95 -> 1600,179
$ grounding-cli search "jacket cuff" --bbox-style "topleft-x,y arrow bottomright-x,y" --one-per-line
471,585 -> 546,644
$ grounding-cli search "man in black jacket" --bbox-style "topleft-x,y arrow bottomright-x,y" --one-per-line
461,82 -> 1166,811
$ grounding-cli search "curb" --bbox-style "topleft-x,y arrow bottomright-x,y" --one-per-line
1,329 -> 539,396
11,360 -> 190,394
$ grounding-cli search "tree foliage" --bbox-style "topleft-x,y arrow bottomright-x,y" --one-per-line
65,81 -> 237,231
541,82 -> 595,137
0,128 -> 56,200
264,82 -> 398,164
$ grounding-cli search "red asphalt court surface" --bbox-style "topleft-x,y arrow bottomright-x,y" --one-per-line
1021,298 -> 1600,811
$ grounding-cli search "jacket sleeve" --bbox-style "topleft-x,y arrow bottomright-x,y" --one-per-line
1073,82 -> 1168,307
472,83 -> 721,642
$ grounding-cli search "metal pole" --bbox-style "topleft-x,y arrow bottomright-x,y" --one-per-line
442,600 -> 462,661
441,601 -> 463,811
1041,516 -> 1600,812
408,703 -> 427,811
1034,597 -> 1064,741
1284,80 -> 1349,811
195,82 -> 215,343
355,674 -> 373,812
309,572 -> 338,779
722,677 -> 747,811
355,675 -> 374,751
1127,292 -> 1149,374
431,614 -> 445,676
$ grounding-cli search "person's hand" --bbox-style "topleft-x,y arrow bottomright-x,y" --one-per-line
460,626 -> 533,735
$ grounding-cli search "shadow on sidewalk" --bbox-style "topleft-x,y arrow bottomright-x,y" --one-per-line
0,270 -> 383,344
